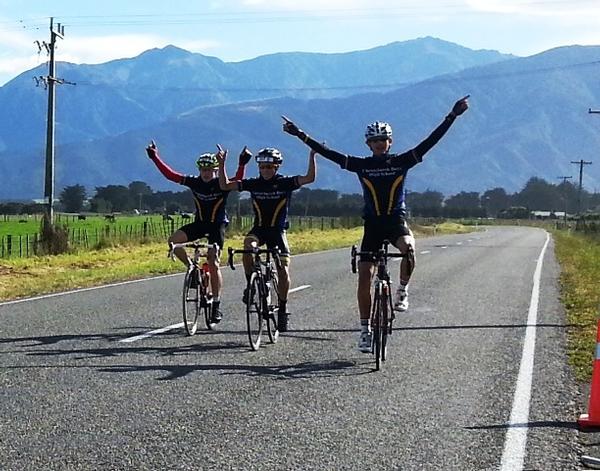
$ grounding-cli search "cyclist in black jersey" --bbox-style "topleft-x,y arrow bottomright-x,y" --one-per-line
217,145 -> 316,332
282,96 -> 469,351
146,141 -> 251,323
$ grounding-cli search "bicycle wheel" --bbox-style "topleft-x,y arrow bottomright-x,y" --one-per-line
371,285 -> 382,370
266,271 -> 279,344
246,273 -> 264,351
201,270 -> 215,330
182,268 -> 200,336
381,284 -> 390,363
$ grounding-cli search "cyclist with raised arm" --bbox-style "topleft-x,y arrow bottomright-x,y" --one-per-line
146,141 -> 251,324
282,96 -> 469,352
217,146 -> 316,332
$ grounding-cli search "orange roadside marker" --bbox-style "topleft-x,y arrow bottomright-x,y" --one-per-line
579,319 -> 600,429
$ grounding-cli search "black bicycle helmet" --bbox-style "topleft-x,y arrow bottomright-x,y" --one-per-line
255,147 -> 283,165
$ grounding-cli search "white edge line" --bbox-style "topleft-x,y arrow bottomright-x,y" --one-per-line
499,231 -> 550,471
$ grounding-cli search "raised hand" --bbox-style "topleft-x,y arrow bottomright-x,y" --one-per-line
238,145 -> 253,166
145,140 -> 158,159
282,115 -> 301,136
452,95 -> 470,116
215,144 -> 228,164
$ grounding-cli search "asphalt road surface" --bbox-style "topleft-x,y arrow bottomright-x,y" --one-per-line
0,227 -> 581,470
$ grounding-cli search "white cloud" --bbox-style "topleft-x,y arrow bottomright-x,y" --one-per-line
465,0 -> 600,16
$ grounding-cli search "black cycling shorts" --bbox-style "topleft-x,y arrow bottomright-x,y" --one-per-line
246,226 -> 290,256
360,217 -> 411,262
179,222 -> 226,249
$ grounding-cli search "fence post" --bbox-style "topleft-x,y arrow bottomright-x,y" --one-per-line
7,234 -> 12,258
143,221 -> 148,239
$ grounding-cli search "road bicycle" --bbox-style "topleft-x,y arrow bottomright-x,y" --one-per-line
228,244 -> 281,351
351,240 -> 405,370
168,241 -> 217,335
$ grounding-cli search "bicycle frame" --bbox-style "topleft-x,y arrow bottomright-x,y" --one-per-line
228,244 -> 282,350
168,240 -> 218,334
351,240 -> 405,369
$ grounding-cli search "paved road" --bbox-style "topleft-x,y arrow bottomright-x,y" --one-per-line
0,227 -> 581,470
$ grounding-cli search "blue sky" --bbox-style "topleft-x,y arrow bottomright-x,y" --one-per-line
1,0 -> 600,85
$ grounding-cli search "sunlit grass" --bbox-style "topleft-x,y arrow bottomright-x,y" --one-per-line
553,230 -> 600,380
0,223 -> 477,303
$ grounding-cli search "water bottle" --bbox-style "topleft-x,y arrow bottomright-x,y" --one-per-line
201,262 -> 210,289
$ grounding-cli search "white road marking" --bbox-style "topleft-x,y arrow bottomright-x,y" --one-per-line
457,242 -> 463,245
499,232 -> 550,471
441,246 -> 448,249
120,323 -> 184,343
289,285 -> 310,293
120,285 -> 312,343
420,251 -> 431,254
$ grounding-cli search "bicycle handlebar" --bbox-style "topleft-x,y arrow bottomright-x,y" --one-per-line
350,244 -> 406,274
227,246 -> 281,270
167,241 -> 216,260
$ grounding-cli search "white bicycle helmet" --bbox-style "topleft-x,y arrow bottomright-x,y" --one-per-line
365,121 -> 393,141
255,147 -> 283,165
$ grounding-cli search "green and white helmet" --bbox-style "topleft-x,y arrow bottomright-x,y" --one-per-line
196,152 -> 218,170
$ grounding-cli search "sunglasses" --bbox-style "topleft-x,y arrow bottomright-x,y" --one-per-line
367,137 -> 390,143
259,164 -> 276,170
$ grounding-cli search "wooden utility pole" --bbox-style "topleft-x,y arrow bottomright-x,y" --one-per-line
557,175 -> 572,223
570,159 -> 592,215
39,18 -> 64,223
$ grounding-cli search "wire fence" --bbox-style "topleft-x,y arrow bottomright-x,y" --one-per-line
0,215 -> 362,259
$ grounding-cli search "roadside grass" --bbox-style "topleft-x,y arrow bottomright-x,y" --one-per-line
0,221 -> 473,302
0,227 -> 361,301
553,230 -> 600,381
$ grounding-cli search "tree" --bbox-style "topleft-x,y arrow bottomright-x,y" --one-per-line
408,190 -> 444,217
91,185 -> 133,212
128,181 -> 153,211
482,187 -> 512,217
514,177 -> 561,211
444,191 -> 483,217
59,184 -> 86,213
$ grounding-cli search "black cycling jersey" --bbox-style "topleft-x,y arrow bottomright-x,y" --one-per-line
237,174 -> 301,230
181,176 -> 230,224
302,115 -> 456,219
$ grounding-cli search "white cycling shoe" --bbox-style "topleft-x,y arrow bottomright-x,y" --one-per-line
358,331 -> 372,353
394,288 -> 409,312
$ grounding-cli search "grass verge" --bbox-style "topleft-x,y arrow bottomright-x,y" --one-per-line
0,222 -> 471,303
553,230 -> 600,381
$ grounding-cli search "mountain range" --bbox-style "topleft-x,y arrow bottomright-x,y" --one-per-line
2,36 -> 600,200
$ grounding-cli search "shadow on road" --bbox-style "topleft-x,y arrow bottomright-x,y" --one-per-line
465,420 -> 578,430
97,359 -> 358,380
394,323 -> 573,332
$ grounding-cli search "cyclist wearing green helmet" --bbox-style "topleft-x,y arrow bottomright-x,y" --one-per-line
147,140 -> 252,323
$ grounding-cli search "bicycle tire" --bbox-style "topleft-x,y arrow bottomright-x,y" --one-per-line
266,271 -> 279,344
201,271 -> 215,330
381,284 -> 389,363
372,285 -> 382,370
246,273 -> 264,351
182,268 -> 200,336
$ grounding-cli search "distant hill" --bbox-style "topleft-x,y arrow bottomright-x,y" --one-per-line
10,39 -> 600,199
0,37 -> 510,156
